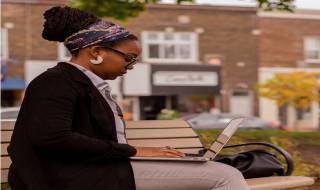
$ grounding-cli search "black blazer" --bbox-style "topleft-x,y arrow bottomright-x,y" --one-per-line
8,62 -> 137,190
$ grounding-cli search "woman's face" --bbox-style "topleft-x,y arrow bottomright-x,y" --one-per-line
90,40 -> 141,80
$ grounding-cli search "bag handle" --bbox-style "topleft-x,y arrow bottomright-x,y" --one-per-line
221,142 -> 294,176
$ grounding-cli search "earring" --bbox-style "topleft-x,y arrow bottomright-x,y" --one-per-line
90,56 -> 103,65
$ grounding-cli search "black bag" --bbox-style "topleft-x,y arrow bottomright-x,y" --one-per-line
203,142 -> 294,179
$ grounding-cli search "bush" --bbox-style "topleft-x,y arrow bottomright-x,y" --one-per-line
156,109 -> 178,120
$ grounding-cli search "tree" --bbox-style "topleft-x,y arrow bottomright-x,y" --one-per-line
68,0 -> 295,21
257,0 -> 294,12
68,0 -> 145,21
257,72 -> 320,110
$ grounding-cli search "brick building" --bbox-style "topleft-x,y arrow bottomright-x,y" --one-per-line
1,1 -> 259,120
258,10 -> 320,130
125,4 -> 259,119
1,0 -> 64,106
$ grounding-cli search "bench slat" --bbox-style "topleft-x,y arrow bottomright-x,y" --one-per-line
1,156 -> 11,169
126,128 -> 198,139
1,120 -> 15,130
1,131 -> 13,143
247,176 -> 315,190
128,138 -> 203,148
1,169 -> 9,183
1,143 -> 9,156
126,120 -> 189,129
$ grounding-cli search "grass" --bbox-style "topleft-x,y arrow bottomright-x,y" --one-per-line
196,129 -> 320,177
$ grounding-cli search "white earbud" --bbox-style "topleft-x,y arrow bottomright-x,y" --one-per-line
90,56 -> 103,65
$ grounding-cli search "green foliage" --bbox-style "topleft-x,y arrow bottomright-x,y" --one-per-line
69,0 -> 294,21
257,0 -> 295,11
156,109 -> 178,120
177,0 -> 194,4
68,0 -> 145,21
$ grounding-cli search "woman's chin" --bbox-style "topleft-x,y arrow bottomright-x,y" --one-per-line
104,73 -> 125,80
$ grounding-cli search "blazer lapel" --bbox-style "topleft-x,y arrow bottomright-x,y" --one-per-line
55,62 -> 117,139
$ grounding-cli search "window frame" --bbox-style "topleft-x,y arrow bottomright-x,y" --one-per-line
1,28 -> 9,60
304,36 -> 320,64
141,31 -> 198,64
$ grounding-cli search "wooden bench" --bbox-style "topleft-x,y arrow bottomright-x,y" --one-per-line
1,120 -> 315,190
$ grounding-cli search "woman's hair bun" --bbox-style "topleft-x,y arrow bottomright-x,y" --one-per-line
42,6 -> 99,42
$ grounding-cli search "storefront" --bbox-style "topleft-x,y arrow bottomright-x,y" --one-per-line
1,79 -> 25,107
1,61 -> 25,107
122,63 -> 221,120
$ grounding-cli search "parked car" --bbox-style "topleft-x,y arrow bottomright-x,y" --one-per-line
1,107 -> 20,120
182,112 -> 281,130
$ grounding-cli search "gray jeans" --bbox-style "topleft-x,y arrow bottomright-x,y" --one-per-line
131,161 -> 250,190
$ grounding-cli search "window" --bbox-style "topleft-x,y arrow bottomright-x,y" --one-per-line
1,28 -> 9,60
1,28 -> 9,80
141,31 -> 198,63
304,37 -> 320,63
58,43 -> 71,61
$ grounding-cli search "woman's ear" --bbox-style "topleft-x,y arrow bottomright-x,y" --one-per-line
88,46 -> 100,58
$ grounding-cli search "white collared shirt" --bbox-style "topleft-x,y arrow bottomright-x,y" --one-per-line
66,62 -> 127,144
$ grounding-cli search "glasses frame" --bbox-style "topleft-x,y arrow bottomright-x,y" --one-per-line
100,46 -> 137,69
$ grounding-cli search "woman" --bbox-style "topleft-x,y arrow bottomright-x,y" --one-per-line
8,6 -> 249,190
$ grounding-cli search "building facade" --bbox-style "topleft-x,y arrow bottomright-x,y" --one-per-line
1,2 -> 259,120
258,10 -> 320,130
1,1 -> 64,106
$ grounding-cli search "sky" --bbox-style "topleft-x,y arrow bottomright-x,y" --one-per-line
161,0 -> 320,10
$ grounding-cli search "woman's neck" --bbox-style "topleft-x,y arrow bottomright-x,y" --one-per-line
70,57 -> 92,71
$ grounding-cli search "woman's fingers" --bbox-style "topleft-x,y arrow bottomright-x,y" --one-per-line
162,148 -> 185,157
133,147 -> 186,157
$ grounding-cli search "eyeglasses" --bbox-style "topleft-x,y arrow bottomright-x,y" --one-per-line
100,46 -> 137,69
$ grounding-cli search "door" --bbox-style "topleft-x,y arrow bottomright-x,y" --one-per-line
230,90 -> 253,116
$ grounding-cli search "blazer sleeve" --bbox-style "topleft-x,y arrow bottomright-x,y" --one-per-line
24,72 -> 136,162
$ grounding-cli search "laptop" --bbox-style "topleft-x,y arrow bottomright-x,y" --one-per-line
130,117 -> 245,162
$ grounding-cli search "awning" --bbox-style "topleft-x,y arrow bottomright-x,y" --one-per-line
1,79 -> 25,90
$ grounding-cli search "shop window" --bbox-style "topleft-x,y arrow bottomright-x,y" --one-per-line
297,107 -> 312,120
58,43 -> 71,61
304,37 -> 320,63
1,28 -> 9,80
141,31 -> 198,63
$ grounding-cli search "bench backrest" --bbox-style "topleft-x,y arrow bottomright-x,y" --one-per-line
0,119 -> 203,183
126,120 -> 204,154
1,119 -> 14,183
0,120 -> 315,190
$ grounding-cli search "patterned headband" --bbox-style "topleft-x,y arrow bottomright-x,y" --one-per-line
64,20 -> 132,52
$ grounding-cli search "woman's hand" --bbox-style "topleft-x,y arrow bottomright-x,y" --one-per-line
134,146 -> 185,158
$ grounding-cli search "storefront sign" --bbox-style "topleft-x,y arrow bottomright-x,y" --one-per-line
153,71 -> 218,86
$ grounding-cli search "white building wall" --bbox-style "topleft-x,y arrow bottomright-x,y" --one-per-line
123,63 -> 151,96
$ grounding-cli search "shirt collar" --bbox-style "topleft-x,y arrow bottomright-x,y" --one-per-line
66,61 -> 111,92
